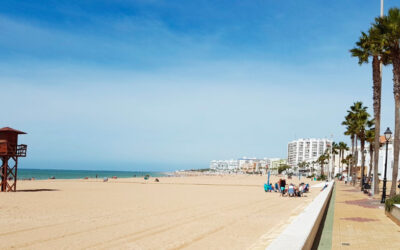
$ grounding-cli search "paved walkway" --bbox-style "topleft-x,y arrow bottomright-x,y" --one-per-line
330,181 -> 400,249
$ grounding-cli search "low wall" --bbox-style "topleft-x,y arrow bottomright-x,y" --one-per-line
386,204 -> 400,227
266,181 -> 334,250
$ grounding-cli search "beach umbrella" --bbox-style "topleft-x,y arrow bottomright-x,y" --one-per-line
267,171 -> 270,186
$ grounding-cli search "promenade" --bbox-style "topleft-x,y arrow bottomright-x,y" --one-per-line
319,181 -> 400,249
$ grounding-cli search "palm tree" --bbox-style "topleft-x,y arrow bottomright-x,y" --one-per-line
344,154 -> 353,181
375,8 -> 400,196
357,115 -> 372,189
338,142 -> 349,176
342,113 -> 357,184
297,161 -> 308,177
331,142 -> 339,178
350,26 -> 387,194
343,102 -> 368,185
317,153 -> 329,177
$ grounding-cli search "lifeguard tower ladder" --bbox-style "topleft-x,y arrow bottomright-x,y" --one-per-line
0,127 -> 27,192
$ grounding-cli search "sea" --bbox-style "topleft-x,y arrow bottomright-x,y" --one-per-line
17,169 -> 167,180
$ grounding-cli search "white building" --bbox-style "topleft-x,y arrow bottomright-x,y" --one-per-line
342,140 -> 399,181
210,157 -> 283,174
287,138 -> 332,168
210,159 -> 238,171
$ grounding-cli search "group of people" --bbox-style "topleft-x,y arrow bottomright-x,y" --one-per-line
264,178 -> 309,197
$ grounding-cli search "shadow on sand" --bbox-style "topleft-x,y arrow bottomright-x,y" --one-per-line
17,189 -> 60,192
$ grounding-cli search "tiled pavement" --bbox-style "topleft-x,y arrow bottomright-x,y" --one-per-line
331,181 -> 400,250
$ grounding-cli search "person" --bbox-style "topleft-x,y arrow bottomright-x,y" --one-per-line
298,184 -> 304,196
275,182 -> 279,192
303,183 -> 309,193
321,181 -> 329,191
280,185 -> 285,196
288,183 -> 295,197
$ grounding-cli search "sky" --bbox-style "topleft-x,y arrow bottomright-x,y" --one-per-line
0,0 -> 398,171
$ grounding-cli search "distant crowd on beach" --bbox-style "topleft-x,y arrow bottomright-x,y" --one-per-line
264,179 -> 310,197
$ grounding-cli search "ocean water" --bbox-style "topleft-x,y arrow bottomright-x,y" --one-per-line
17,169 -> 166,180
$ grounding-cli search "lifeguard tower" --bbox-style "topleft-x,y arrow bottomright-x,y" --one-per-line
0,127 -> 27,192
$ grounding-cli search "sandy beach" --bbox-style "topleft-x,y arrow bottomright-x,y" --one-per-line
0,175 -> 322,250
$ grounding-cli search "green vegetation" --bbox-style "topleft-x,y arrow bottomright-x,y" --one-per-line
187,168 -> 212,172
316,153 -> 329,177
278,164 -> 290,174
349,7 -> 400,196
385,194 -> 400,212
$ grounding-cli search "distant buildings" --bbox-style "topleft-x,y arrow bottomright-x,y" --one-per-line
209,159 -> 238,171
209,157 -> 287,174
287,138 -> 332,168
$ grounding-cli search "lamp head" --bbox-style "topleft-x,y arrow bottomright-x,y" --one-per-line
384,127 -> 392,141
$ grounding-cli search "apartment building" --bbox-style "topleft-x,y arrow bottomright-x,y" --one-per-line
209,159 -> 238,171
287,138 -> 332,168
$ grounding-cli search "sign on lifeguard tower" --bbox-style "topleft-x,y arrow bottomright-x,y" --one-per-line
0,127 -> 27,192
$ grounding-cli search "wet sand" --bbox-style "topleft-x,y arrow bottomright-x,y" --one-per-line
0,175 -> 322,249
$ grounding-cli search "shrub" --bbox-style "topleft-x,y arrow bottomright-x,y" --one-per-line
317,175 -> 327,181
278,164 -> 290,174
385,194 -> 400,212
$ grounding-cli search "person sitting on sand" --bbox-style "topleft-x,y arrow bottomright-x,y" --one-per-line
298,184 -> 304,196
264,183 -> 269,192
288,184 -> 295,197
303,183 -> 309,193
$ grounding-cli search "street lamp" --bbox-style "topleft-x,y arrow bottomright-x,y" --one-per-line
361,149 -> 367,191
381,127 -> 392,203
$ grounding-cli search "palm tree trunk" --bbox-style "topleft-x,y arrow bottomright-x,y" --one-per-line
332,154 -> 336,178
391,52 -> 400,197
339,150 -> 342,176
368,144 -> 373,181
349,137 -> 355,184
372,56 -> 382,195
321,163 -> 324,177
354,136 -> 358,186
360,138 -> 366,189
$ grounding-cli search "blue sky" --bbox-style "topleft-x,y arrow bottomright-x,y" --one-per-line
0,1 -> 398,171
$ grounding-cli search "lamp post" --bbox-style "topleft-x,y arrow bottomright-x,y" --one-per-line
381,127 -> 392,204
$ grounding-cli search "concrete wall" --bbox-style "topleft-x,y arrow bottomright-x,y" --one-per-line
266,181 -> 334,250
386,204 -> 400,227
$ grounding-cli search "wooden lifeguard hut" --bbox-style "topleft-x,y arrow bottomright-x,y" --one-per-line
0,127 -> 27,192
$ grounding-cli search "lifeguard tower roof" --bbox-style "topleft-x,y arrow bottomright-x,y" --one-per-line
0,127 -> 27,134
